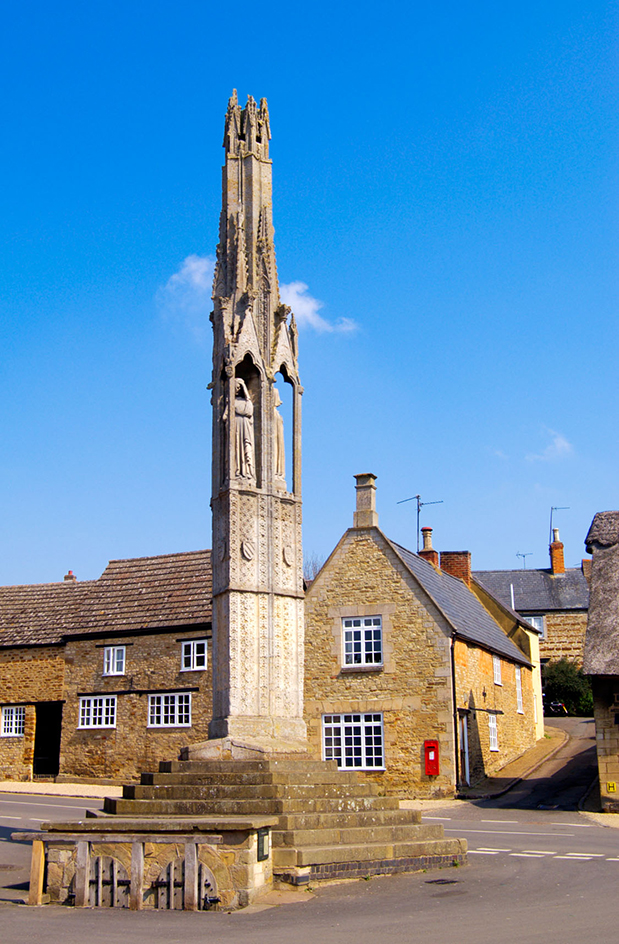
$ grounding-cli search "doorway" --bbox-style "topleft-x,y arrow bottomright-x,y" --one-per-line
33,702 -> 63,777
459,713 -> 470,786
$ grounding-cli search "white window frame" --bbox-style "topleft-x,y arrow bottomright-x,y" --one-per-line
148,693 -> 192,728
526,615 -> 546,639
515,666 -> 524,713
342,617 -> 383,666
493,654 -> 502,685
103,646 -> 126,676
79,696 -> 116,729
322,713 -> 385,769
488,713 -> 499,751
181,639 -> 208,672
1,706 -> 25,737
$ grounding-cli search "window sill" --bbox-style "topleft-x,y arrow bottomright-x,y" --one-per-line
147,725 -> 192,729
0,734 -> 24,739
339,664 -> 384,674
180,668 -> 206,673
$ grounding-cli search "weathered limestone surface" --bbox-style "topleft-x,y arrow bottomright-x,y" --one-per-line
539,611 -> 588,664
206,90 -> 306,753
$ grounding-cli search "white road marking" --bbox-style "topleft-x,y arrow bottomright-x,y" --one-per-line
554,855 -> 593,861
564,852 -> 605,857
423,816 -> 451,821
0,815 -> 28,820
468,850 -> 500,855
510,853 -> 546,858
521,850 -> 557,855
550,822 -> 593,828
445,828 -> 575,837
481,819 -> 518,824
476,847 -> 512,853
606,858 -> 619,861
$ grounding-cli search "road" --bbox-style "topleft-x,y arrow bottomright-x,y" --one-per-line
0,718 -> 613,944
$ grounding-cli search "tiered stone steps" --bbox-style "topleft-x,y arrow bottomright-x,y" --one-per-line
98,756 -> 466,882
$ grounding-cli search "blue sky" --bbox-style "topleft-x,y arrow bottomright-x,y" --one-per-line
1,0 -> 617,584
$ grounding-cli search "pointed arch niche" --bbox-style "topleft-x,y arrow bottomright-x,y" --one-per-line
234,353 -> 262,488
274,365 -> 300,496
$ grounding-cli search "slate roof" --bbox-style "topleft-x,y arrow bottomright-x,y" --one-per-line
0,581 -> 94,647
74,550 -> 212,636
583,513 -> 619,675
389,540 -> 531,666
0,550 -> 212,648
473,568 -> 589,613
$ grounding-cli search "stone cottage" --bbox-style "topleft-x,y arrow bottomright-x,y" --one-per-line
0,551 -> 212,782
303,474 -> 541,797
474,531 -> 590,665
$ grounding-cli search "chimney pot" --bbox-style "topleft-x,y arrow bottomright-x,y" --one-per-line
549,530 -> 565,575
64,570 -> 77,583
418,526 -> 439,567
353,473 -> 379,529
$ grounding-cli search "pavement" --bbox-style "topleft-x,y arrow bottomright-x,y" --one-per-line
0,782 -> 123,799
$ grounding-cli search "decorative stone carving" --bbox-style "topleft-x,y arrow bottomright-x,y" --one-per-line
205,91 -> 307,753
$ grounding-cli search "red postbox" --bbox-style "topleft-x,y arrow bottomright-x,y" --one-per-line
424,739 -> 439,776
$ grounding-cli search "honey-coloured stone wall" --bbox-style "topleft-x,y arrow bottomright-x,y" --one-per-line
0,646 -> 65,780
453,639 -> 537,784
60,630 -> 213,781
539,611 -> 588,664
304,528 -> 456,798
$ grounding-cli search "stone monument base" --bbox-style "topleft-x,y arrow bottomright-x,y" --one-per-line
182,736 -> 309,762
15,753 -> 467,911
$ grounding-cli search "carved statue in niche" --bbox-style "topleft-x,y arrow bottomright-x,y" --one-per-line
228,378 -> 255,481
273,388 -> 286,482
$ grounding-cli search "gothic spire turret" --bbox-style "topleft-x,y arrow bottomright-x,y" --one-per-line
206,94 -> 306,753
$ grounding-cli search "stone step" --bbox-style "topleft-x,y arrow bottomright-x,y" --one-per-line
273,838 -> 466,869
159,757 -> 340,775
104,794 -> 401,817
141,769 -> 365,787
276,809 -> 421,830
124,781 -> 381,801
272,823 -> 444,847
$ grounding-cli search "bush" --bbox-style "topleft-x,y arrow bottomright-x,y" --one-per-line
542,658 -> 593,716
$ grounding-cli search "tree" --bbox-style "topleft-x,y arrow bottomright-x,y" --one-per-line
303,551 -> 324,583
542,658 -> 593,716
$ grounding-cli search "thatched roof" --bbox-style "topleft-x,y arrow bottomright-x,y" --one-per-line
583,513 -> 619,676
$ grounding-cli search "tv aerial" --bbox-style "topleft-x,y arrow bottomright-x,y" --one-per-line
397,494 -> 444,552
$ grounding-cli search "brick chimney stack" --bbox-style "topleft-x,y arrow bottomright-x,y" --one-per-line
64,570 -> 77,583
353,473 -> 379,529
418,527 -> 439,567
550,528 -> 565,575
440,551 -> 472,588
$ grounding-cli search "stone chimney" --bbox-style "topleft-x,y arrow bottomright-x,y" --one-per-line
353,473 -> 378,529
549,528 -> 565,575
64,570 -> 77,583
418,527 -> 439,567
581,558 -> 592,585
440,551 -> 472,588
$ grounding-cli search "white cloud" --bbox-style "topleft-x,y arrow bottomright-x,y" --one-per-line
280,281 -> 357,334
157,254 -> 215,341
526,428 -> 574,462
157,259 -> 357,339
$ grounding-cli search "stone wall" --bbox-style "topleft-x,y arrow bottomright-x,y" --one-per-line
539,611 -> 587,665
0,646 -> 65,780
60,630 -> 213,781
304,529 -> 456,798
453,639 -> 536,784
591,677 -> 619,812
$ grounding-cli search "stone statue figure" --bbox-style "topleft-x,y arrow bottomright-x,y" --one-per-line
273,388 -> 285,481
232,378 -> 255,480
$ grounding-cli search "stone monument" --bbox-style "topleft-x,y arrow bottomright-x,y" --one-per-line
192,90 -> 306,756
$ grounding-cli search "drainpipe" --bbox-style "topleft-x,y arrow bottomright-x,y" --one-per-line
451,635 -> 460,789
